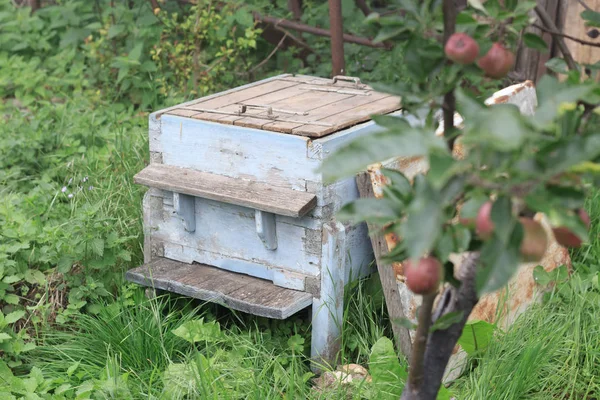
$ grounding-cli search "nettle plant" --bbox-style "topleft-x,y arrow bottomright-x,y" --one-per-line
324,1 -> 600,399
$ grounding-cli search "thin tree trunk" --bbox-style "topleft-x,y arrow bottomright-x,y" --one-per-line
29,0 -> 40,13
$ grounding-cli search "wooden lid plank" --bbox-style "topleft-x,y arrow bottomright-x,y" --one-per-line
164,76 -> 401,138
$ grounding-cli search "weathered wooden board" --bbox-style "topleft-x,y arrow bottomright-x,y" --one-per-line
356,171 -> 413,359
158,115 -> 320,190
134,163 -> 317,218
151,195 -> 322,276
563,0 -> 600,77
159,74 -> 400,138
126,258 -> 313,319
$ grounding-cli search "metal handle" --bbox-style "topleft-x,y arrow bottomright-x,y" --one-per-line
332,75 -> 362,87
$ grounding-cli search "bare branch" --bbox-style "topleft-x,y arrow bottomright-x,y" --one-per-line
577,0 -> 593,12
535,5 -> 578,71
249,33 -> 288,74
533,23 -> 600,48
355,0 -> 372,17
401,253 -> 481,400
407,293 -> 436,390
443,0 -> 457,152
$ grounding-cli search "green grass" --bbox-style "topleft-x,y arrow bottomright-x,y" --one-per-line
25,274 -> 397,399
451,193 -> 600,399
3,1 -> 600,398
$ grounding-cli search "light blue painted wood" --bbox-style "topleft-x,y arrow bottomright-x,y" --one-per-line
255,210 -> 277,250
173,193 -> 196,232
311,221 -> 346,370
162,241 -> 307,291
160,115 -> 321,190
153,196 -> 322,276
343,222 -> 375,282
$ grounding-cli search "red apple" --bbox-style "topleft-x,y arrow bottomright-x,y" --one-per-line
519,218 -> 548,262
477,43 -> 515,79
445,33 -> 480,65
552,209 -> 591,248
476,201 -> 495,240
552,227 -> 582,248
404,257 -> 443,295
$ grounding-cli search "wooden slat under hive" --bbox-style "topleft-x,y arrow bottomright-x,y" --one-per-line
163,75 -> 401,138
126,258 -> 314,319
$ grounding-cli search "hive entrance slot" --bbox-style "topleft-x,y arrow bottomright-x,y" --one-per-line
255,210 -> 277,250
173,193 -> 196,232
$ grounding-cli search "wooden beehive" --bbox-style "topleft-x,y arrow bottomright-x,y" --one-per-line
126,74 -> 401,366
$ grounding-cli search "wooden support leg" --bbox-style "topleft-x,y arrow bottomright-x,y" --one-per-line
311,221 -> 346,371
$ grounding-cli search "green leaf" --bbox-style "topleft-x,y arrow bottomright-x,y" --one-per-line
491,196 -> 514,243
581,10 -> 600,27
369,337 -> 406,399
523,33 -> 548,52
468,0 -> 488,14
402,176 -> 443,260
430,311 -> 464,333
477,222 -> 523,295
287,334 -> 305,352
469,104 -> 532,151
24,269 -> 45,285
172,318 -> 222,344
89,238 -> 104,257
504,0 -> 517,11
67,361 -> 80,377
107,24 -> 125,39
337,198 -> 400,225
459,196 -> 488,222
391,317 -> 417,330
538,136 -> 600,176
128,42 -> 144,62
3,294 -> 19,305
0,333 -> 12,343
533,265 -> 551,286
3,275 -> 21,284
321,126 -> 444,183
457,320 -> 496,356
534,76 -> 593,128
57,255 -> 75,273
435,227 -> 455,263
5,310 -> 25,324
545,58 -> 569,74
381,168 -> 413,201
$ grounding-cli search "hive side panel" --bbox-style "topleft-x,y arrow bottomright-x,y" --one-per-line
159,116 -> 320,190
152,196 -> 321,277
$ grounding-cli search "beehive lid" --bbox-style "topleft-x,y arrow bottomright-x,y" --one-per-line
162,74 -> 401,138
